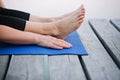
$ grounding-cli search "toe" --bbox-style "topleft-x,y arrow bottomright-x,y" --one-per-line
78,19 -> 84,23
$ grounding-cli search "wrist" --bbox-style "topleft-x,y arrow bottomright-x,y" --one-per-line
33,33 -> 39,45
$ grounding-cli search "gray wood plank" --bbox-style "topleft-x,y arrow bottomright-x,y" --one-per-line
44,55 -> 50,80
5,55 -> 44,80
77,20 -> 120,80
89,19 -> 120,68
49,55 -> 86,80
69,55 -> 86,80
0,55 -> 9,80
110,19 -> 120,31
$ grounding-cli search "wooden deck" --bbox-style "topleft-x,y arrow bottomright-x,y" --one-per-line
0,19 -> 120,80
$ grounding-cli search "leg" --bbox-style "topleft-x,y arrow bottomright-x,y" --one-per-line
0,14 -> 57,36
25,5 -> 85,39
0,5 -> 84,23
0,15 -> 72,49
29,5 -> 83,22
0,5 -> 85,39
0,7 -> 30,21
0,15 -> 26,31
0,7 -> 58,22
24,5 -> 85,23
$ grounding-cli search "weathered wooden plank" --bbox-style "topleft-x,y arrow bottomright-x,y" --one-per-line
110,19 -> 120,31
77,21 -> 120,80
49,55 -> 86,80
44,55 -> 50,80
89,19 -> 120,68
69,55 -> 86,80
5,55 -> 44,80
0,55 -> 9,80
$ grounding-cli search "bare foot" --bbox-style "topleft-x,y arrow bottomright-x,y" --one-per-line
30,5 -> 85,23
53,5 -> 85,39
51,5 -> 85,21
25,5 -> 85,39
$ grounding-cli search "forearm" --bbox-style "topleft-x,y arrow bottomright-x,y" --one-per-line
0,25 -> 38,45
0,25 -> 71,49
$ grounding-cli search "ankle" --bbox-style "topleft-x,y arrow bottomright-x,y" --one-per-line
40,22 -> 59,36
51,22 -> 60,37
51,20 -> 65,38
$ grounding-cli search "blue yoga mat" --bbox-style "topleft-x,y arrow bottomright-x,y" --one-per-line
0,31 -> 87,55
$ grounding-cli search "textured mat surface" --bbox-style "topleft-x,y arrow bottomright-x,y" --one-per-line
0,31 -> 87,55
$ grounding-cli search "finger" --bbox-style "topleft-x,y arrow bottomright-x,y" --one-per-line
37,40 -> 63,50
48,43 -> 63,49
59,39 -> 72,48
40,41 -> 64,49
54,39 -> 72,48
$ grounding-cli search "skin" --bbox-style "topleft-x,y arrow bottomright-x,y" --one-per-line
0,0 -> 85,49
0,0 -> 5,8
29,5 -> 84,23
0,25 -> 72,49
25,5 -> 85,39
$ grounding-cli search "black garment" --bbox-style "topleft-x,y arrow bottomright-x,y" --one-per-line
0,7 -> 30,31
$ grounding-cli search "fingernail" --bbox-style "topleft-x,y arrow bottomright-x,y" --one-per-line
68,43 -> 72,47
58,47 -> 63,50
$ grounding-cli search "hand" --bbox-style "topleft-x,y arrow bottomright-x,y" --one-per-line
35,34 -> 72,49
